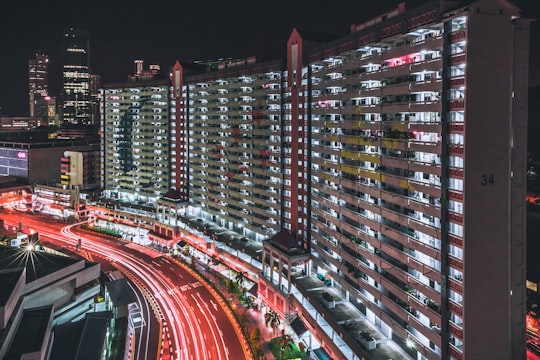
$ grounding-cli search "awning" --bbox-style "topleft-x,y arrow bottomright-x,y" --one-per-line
148,230 -> 172,240
176,240 -> 187,248
290,317 -> 308,337
247,283 -> 258,297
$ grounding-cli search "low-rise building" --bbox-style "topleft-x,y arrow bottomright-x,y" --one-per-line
0,245 -> 103,359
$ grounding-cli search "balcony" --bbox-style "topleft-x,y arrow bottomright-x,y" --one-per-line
290,271 -> 439,360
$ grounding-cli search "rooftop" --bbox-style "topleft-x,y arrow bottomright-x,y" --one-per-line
5,305 -> 53,360
0,268 -> 24,306
0,245 -> 83,283
50,311 -> 112,360
105,278 -> 137,307
266,229 -> 308,256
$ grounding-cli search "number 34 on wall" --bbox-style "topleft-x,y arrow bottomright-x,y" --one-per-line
480,174 -> 495,186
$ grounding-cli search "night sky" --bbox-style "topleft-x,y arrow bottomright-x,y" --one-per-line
0,0 -> 537,116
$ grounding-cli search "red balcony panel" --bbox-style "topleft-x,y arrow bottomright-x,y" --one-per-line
448,300 -> 463,316
448,278 -> 463,295
448,191 -> 463,201
449,99 -> 465,110
450,54 -> 466,65
450,29 -> 466,42
447,168 -> 463,178
449,345 -> 463,360
450,76 -> 465,87
448,211 -> 463,224
449,322 -> 463,340
449,123 -> 464,132
448,144 -> 464,155
448,235 -> 463,248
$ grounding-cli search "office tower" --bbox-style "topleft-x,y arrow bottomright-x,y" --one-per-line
90,74 -> 101,126
28,52 -> 48,117
62,27 -> 91,125
101,77 -> 173,203
44,96 -> 58,126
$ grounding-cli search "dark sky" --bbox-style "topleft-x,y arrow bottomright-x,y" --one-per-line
0,0 -> 537,116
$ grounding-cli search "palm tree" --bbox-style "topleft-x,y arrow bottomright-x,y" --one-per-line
234,270 -> 247,287
276,335 -> 294,356
264,309 -> 281,333
243,295 -> 255,309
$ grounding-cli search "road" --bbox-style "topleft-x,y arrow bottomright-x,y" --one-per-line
1,210 -> 250,360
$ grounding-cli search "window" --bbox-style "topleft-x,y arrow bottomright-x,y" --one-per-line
448,177 -> 463,191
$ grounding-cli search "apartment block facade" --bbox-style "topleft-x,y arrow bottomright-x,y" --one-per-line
100,1 -> 529,358
186,60 -> 283,242
292,1 -> 529,359
101,78 -> 173,202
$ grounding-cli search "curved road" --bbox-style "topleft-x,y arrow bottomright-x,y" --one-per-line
2,211 -> 250,360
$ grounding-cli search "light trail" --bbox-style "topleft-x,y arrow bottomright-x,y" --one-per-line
62,223 -> 237,360
3,217 -> 248,360
60,225 -> 184,360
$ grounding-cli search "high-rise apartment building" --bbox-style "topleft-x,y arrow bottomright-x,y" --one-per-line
101,64 -> 184,204
62,28 -> 91,125
28,53 -> 48,117
186,60 -> 283,240
99,1 -> 530,358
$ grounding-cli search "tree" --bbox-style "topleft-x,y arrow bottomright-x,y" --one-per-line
264,309 -> 281,332
243,295 -> 255,309
234,270 -> 247,287
250,327 -> 262,344
249,328 -> 263,358
276,335 -> 294,360
237,311 -> 249,330
226,278 -> 238,293
276,335 -> 294,350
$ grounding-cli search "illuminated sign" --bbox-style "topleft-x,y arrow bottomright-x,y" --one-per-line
17,152 -> 27,159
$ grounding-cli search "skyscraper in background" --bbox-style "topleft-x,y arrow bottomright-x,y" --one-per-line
90,74 -> 101,127
62,28 -> 91,126
28,52 -> 48,117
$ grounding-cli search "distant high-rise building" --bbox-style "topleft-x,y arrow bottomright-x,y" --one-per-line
149,64 -> 160,75
28,53 -> 48,117
134,59 -> 144,75
44,96 -> 59,127
61,150 -> 101,191
62,28 -> 91,126
90,74 -> 101,127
